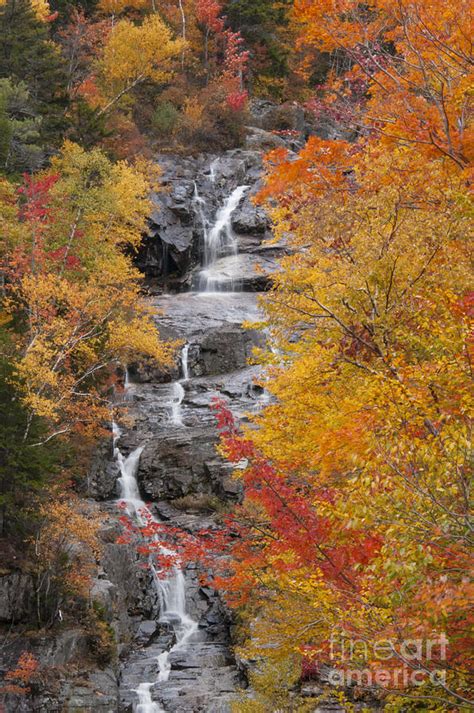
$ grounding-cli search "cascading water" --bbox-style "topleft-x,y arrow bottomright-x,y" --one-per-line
109,151 -> 274,711
209,158 -> 219,183
197,183 -> 249,292
193,182 -> 209,244
113,372 -> 198,711
170,382 -> 185,426
169,344 -> 190,425
116,444 -> 144,519
180,343 -> 190,381
153,561 -> 198,683
134,682 -> 163,713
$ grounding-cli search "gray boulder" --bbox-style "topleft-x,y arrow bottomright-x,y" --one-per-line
196,326 -> 265,376
231,200 -> 268,234
244,126 -> 287,151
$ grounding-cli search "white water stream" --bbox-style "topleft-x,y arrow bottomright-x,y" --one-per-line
193,182 -> 210,245
197,180 -> 249,292
209,158 -> 219,183
135,682 -> 162,713
113,161 -> 252,710
113,367 -> 198,712
180,343 -> 190,381
169,344 -> 190,425
170,382 -> 185,426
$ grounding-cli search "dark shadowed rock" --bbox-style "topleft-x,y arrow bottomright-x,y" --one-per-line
231,200 -> 268,234
101,542 -> 157,621
138,428 -> 219,500
0,572 -> 34,623
87,439 -> 118,500
196,326 -> 264,376
90,578 -> 117,623
134,620 -> 158,645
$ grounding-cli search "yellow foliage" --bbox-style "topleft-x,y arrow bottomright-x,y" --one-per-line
2,142 -> 173,441
182,96 -> 206,125
31,495 -> 102,624
100,14 -> 185,89
31,0 -> 50,19
97,0 -> 149,14
226,24 -> 473,701
0,0 -> 52,20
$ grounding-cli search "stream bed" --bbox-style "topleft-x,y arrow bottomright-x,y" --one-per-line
103,152 -> 281,712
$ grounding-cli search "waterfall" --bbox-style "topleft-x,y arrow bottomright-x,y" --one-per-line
134,682 -> 163,713
121,367 -> 134,403
170,382 -> 185,426
152,561 -> 198,683
112,420 -> 122,451
180,343 -> 190,381
113,376 -> 198,711
116,445 -> 145,519
209,158 -> 219,183
198,185 -> 249,292
169,344 -> 190,425
193,182 -> 209,244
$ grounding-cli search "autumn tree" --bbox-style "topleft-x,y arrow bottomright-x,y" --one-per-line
1,141 -> 173,444
32,494 -> 101,626
57,9 -> 111,98
292,0 -> 472,167
207,0 -> 473,709
1,652 -> 39,696
225,0 -> 294,97
95,14 -> 184,117
55,9 -> 112,147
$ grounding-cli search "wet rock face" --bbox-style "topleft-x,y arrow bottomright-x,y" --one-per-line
196,326 -> 264,376
101,540 -> 157,622
87,439 -> 118,500
138,428 -> 219,500
108,289 -> 268,711
231,199 -> 267,234
135,149 -> 285,291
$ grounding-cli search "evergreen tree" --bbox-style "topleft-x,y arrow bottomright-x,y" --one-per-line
226,0 -> 291,95
0,0 -> 69,160
0,356 -> 59,537
0,79 -> 43,174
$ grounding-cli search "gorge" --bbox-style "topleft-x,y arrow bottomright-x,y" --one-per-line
112,148 -> 281,712
112,150 -> 271,712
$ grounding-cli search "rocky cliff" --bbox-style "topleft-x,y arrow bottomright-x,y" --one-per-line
0,137 -> 286,712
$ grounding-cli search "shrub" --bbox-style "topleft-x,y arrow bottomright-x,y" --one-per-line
171,493 -> 222,512
151,101 -> 180,136
175,88 -> 248,152
86,607 -> 116,665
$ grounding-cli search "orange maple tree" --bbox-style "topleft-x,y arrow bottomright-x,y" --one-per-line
189,1 -> 474,709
